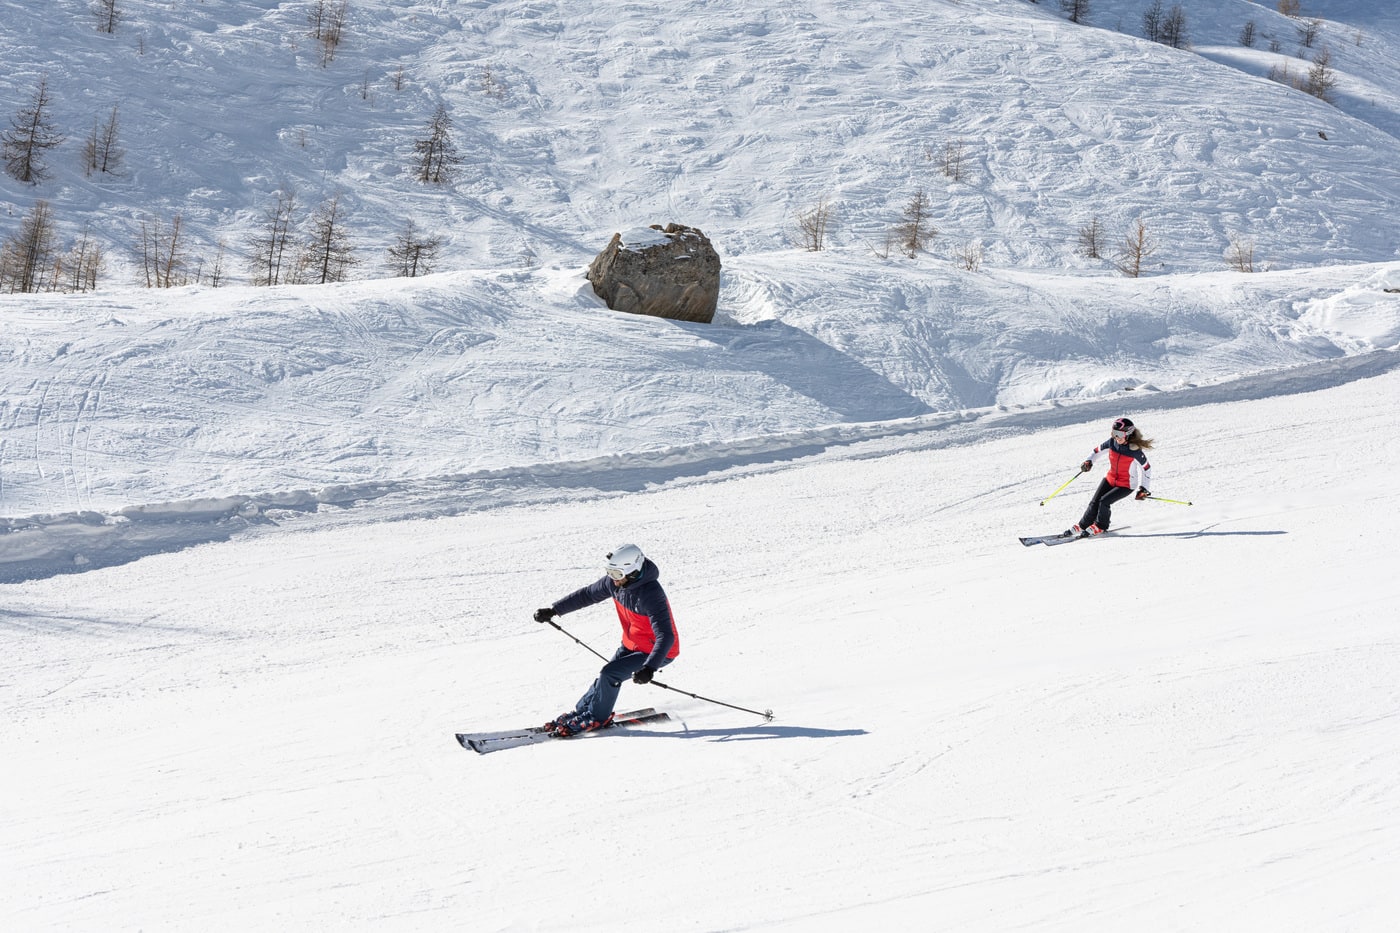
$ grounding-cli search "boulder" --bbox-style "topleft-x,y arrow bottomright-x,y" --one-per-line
586,223 -> 721,324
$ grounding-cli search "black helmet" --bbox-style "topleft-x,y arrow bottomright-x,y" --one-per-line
1111,417 -> 1135,438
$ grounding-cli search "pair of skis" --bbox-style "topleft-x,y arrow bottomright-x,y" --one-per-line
455,707 -> 671,754
1019,526 -> 1127,547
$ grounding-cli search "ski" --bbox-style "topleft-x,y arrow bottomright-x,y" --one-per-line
455,708 -> 670,754
455,706 -> 663,744
1019,530 -> 1076,547
1019,526 -> 1128,547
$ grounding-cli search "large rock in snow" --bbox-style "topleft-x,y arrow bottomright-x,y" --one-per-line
586,223 -> 721,324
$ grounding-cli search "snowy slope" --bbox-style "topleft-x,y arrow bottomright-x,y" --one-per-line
4,256 -> 1400,562
4,367 -> 1399,931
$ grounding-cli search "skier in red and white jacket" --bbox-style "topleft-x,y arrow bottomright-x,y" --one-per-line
1067,416 -> 1155,537
533,544 -> 679,736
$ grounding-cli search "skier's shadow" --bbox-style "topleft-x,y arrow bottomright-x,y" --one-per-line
1117,530 -> 1287,539
642,725 -> 868,743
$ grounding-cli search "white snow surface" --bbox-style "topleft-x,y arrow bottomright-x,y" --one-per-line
4,1 -> 1400,930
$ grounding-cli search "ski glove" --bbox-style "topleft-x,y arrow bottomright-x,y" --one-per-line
533,607 -> 557,623
632,665 -> 656,685
1135,488 -> 1151,500
1080,460 -> 1093,472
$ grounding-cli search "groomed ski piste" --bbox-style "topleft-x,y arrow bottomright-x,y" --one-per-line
5,0 -> 1400,930
6,338 -> 1399,931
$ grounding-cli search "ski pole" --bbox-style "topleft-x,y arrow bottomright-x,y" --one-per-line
1144,495 -> 1193,505
544,618 -> 611,662
542,616 -> 775,721
1040,469 -> 1083,506
649,679 -> 775,722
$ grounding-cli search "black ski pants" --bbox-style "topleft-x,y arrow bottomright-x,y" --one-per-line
1078,478 -> 1134,531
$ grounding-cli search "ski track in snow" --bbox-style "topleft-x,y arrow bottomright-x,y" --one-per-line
1,346 -> 1395,583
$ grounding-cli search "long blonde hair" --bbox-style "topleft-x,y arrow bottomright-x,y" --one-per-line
1127,428 -> 1154,450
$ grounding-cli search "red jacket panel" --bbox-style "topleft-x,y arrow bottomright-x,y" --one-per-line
615,600 -> 680,659
1088,437 -> 1153,490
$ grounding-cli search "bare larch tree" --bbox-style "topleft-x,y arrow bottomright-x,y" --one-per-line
138,214 -> 189,288
247,190 -> 300,286
62,224 -> 105,292
92,0 -> 121,33
1115,219 -> 1155,278
83,105 -> 125,176
796,198 -> 833,252
0,200 -> 59,293
896,188 -> 936,258
3,76 -> 66,184
1078,215 -> 1106,260
387,219 -> 443,277
414,104 -> 461,184
1306,47 -> 1338,103
301,193 -> 357,284
1060,0 -> 1091,25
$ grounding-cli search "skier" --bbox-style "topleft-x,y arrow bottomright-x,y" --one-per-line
532,543 -> 680,737
1066,416 -> 1154,537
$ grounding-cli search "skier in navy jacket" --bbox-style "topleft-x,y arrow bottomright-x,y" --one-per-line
1067,416 -> 1155,537
533,544 -> 679,736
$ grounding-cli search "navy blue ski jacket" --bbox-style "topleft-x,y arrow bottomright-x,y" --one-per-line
552,559 -> 679,667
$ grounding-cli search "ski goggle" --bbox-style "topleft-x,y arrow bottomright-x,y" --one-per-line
606,567 -> 640,583
1112,428 -> 1130,441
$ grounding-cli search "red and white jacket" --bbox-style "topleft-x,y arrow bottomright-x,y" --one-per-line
1086,437 -> 1153,490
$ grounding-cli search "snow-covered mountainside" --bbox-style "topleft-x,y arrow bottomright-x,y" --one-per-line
3,0 -> 1400,277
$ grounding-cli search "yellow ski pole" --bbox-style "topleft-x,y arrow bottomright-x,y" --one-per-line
1039,470 -> 1084,506
1144,495 -> 1193,505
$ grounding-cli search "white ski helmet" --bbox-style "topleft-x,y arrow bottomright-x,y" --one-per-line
604,543 -> 646,581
